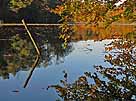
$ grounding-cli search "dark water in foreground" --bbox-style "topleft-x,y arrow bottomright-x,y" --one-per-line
0,26 -> 136,100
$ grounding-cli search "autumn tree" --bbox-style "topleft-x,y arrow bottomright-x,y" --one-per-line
50,0 -> 136,26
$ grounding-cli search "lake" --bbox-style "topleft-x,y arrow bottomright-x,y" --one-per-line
0,25 -> 136,100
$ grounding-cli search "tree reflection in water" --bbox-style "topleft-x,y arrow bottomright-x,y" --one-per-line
0,27 -> 73,79
48,38 -> 136,100
0,24 -> 135,99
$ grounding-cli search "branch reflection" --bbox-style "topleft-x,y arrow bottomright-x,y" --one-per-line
23,55 -> 40,88
48,38 -> 136,100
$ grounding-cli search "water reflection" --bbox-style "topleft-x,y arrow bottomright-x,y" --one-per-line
23,55 -> 40,88
0,26 -> 73,79
48,38 -> 136,100
0,25 -> 135,100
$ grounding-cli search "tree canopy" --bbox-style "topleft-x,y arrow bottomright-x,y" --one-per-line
7,0 -> 136,25
50,0 -> 136,26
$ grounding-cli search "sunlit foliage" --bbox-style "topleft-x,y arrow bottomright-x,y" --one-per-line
50,0 -> 136,26
47,0 -> 136,42
9,0 -> 33,12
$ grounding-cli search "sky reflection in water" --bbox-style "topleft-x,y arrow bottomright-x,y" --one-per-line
0,39 -> 114,101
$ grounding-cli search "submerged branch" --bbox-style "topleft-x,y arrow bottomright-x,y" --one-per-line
22,19 -> 41,55
22,19 -> 41,88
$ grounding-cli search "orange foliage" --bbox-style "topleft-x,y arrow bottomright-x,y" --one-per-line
71,24 -> 135,41
51,5 -> 64,15
107,7 -> 125,17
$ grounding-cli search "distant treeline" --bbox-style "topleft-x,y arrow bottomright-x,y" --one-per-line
0,0 -> 61,23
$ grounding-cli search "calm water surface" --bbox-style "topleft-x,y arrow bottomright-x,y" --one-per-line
0,26 -> 135,100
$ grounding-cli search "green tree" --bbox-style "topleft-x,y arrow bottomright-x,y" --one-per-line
9,0 -> 33,12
